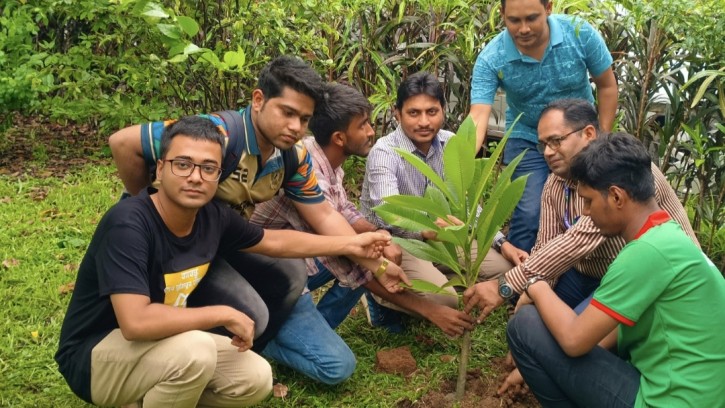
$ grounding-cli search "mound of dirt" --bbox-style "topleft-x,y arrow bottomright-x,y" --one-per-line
397,358 -> 540,408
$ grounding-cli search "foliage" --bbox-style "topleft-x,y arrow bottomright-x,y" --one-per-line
590,0 -> 724,264
0,163 -> 513,407
373,118 -> 526,399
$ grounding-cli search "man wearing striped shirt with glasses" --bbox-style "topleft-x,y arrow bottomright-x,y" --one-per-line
464,98 -> 698,318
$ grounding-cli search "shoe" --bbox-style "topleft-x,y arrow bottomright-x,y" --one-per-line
362,291 -> 404,333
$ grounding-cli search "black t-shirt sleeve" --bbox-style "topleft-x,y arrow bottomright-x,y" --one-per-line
96,216 -> 153,298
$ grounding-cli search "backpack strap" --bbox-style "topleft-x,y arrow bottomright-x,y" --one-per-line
215,110 -> 246,182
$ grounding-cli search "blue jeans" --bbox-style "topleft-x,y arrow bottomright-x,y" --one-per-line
508,306 -> 640,407
504,139 -> 550,253
307,259 -> 365,329
553,268 -> 601,309
262,293 -> 356,385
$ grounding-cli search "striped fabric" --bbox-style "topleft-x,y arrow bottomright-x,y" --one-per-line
506,163 -> 698,293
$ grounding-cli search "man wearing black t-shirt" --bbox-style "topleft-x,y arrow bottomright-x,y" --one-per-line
56,116 -> 390,407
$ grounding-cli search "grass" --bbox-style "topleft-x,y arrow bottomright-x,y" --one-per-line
0,162 -> 511,407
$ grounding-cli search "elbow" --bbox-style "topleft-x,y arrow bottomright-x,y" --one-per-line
560,338 -> 593,357
118,321 -> 151,342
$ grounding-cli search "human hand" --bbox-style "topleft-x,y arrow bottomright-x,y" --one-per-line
422,215 -> 465,241
500,242 -> 528,266
349,231 -> 391,258
497,368 -> 527,397
424,303 -> 475,337
514,291 -> 533,314
375,260 -> 412,293
382,241 -> 403,265
224,309 -> 255,352
462,279 -> 504,323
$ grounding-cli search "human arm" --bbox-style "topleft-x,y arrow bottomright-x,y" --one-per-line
525,280 -> 618,356
592,67 -> 618,132
363,278 -> 474,337
245,226 -> 390,260
351,218 -> 403,265
108,125 -> 150,196
469,104 -> 493,153
500,241 -> 528,266
111,293 -> 255,351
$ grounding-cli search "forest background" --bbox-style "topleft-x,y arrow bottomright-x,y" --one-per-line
0,0 -> 723,406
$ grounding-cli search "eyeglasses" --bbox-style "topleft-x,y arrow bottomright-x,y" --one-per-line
164,159 -> 222,181
536,126 -> 586,154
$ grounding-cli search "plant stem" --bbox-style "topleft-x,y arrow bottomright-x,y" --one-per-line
455,329 -> 472,400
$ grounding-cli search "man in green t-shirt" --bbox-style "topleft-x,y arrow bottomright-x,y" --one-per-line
507,132 -> 725,407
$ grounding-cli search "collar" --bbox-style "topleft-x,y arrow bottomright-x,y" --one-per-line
390,125 -> 445,156
241,105 -> 261,156
504,15 -> 563,62
304,137 -> 337,180
633,210 -> 671,239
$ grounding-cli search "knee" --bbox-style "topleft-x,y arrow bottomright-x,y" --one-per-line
507,305 -> 543,351
316,349 -> 357,385
241,354 -> 273,405
171,331 -> 218,381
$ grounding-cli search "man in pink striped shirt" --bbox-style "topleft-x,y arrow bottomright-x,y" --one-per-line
464,98 -> 697,318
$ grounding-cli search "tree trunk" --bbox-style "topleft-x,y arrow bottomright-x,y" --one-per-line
455,329 -> 472,400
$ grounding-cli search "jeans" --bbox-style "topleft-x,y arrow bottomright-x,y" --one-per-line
307,259 -> 365,329
262,293 -> 356,385
553,268 -> 601,309
187,253 -> 307,352
504,138 -> 550,253
508,306 -> 640,408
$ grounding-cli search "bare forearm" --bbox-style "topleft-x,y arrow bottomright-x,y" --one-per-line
469,104 -> 492,153
363,279 -> 434,318
527,282 -> 582,353
252,229 -> 363,258
118,303 -> 234,341
109,125 -> 150,195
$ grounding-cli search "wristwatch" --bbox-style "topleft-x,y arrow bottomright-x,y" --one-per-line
493,235 -> 508,252
497,275 -> 515,300
524,275 -> 543,297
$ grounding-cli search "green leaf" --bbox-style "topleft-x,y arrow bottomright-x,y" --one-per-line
157,23 -> 181,39
142,3 -> 169,19
375,204 -> 461,245
443,117 -> 476,210
393,238 -> 460,272
176,16 -> 199,37
393,148 -> 453,202
382,194 -> 450,221
223,49 -> 246,69
403,279 -> 454,295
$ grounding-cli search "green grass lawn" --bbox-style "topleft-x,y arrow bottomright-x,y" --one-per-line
0,162 -> 510,407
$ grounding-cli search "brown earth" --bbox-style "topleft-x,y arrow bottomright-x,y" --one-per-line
396,357 -> 540,408
0,113 -> 109,176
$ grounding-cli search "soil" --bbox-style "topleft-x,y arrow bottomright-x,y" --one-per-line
396,357 -> 540,408
376,346 -> 418,376
0,113 -> 109,177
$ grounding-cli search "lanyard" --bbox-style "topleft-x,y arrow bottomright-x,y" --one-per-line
563,186 -> 579,230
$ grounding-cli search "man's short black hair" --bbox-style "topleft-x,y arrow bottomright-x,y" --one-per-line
257,55 -> 324,105
570,132 -> 655,202
501,0 -> 549,10
160,116 -> 225,160
309,83 -> 371,147
541,98 -> 600,133
395,71 -> 446,111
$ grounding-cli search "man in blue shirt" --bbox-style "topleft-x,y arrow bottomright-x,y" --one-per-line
468,0 -> 618,253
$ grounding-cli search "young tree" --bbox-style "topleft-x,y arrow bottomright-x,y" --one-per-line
374,117 -> 526,399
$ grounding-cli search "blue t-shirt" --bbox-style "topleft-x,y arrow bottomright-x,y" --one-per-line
471,15 -> 613,143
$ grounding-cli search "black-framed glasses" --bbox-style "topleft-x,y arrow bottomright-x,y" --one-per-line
536,126 -> 586,154
164,159 -> 222,181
